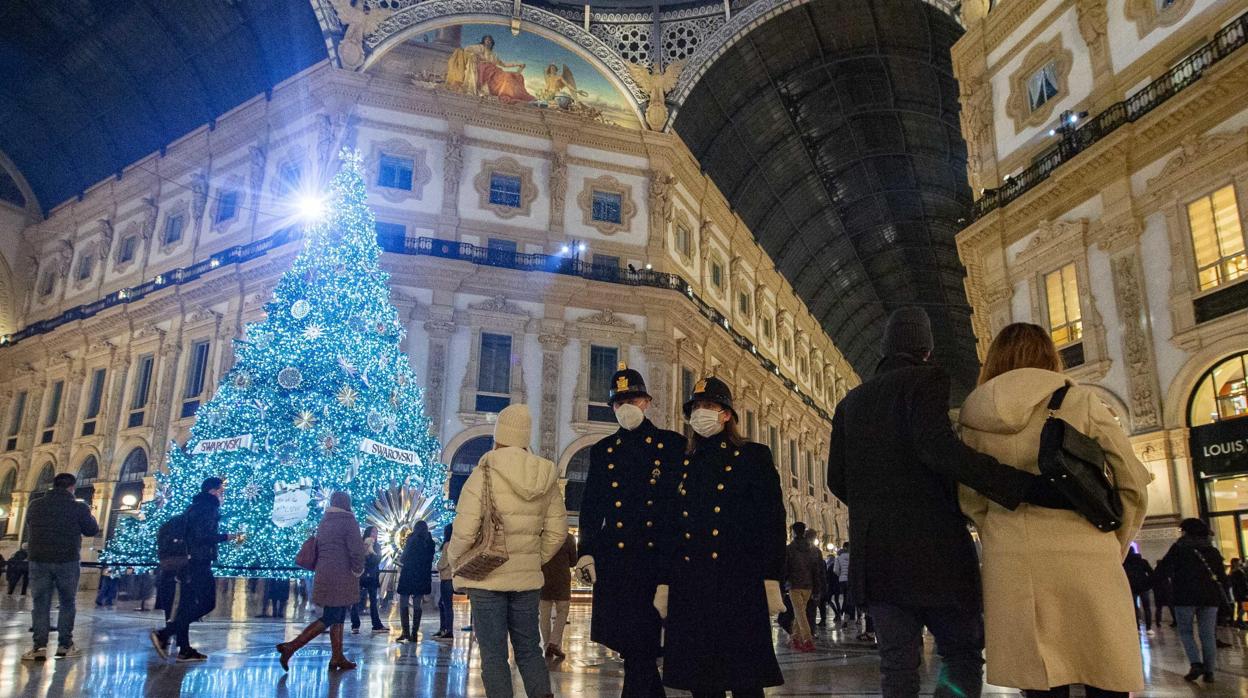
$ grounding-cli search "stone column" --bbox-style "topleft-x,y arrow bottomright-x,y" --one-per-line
10,490 -> 30,545
56,363 -> 87,468
1107,243 -> 1163,432
438,130 -> 464,236
422,319 -> 456,439
643,342 -> 677,430
91,480 -> 115,551
150,339 -> 184,469
537,333 -> 569,461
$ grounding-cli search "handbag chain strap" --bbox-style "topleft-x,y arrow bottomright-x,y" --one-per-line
1189,546 -> 1225,592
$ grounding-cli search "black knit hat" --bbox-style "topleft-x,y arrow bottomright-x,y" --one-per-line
881,306 -> 934,357
607,362 -> 651,403
683,376 -> 736,419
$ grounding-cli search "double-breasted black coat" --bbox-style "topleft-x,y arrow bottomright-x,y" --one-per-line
661,434 -> 786,692
578,418 -> 686,659
397,533 -> 435,596
827,354 -> 1037,608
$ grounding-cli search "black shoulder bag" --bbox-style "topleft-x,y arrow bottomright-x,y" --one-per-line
1037,385 -> 1124,532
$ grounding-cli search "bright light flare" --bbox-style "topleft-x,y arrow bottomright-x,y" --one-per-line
296,194 -> 327,222
121,494 -> 138,507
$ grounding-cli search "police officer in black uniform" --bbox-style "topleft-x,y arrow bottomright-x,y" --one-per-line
653,376 -> 787,698
576,363 -> 686,697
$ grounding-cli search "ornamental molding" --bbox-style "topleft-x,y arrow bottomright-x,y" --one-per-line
1016,218 -> 1088,268
365,137 -> 434,204
1144,129 -> 1248,196
468,294 -> 528,317
1005,35 -> 1074,135
1110,252 -> 1163,432
1125,0 -> 1196,39
577,174 -> 637,236
473,156 -> 539,220
576,308 -> 635,332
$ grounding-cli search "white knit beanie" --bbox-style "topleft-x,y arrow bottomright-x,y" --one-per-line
493,404 -> 532,449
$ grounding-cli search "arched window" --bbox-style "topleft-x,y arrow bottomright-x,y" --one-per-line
0,469 -> 16,536
1188,352 -> 1248,427
119,447 -> 148,482
34,463 -> 55,490
449,436 -> 493,504
76,455 -> 99,503
563,447 -> 592,513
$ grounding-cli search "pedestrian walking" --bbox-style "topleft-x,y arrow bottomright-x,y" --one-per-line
351,526 -> 386,635
1156,518 -> 1228,683
832,544 -> 851,628
828,308 -> 1064,698
1152,571 -> 1174,628
276,491 -> 367,672
656,376 -> 787,697
1230,559 -> 1248,628
540,531 -> 577,660
825,549 -> 842,622
1123,550 -> 1155,634
134,568 -> 154,611
434,523 -> 456,640
786,523 -> 823,652
6,544 -> 29,595
149,477 -> 239,663
95,566 -> 117,608
396,520 -> 435,642
575,363 -> 685,697
958,323 -> 1151,697
19,472 -> 100,661
448,403 -> 567,698
804,529 -> 825,632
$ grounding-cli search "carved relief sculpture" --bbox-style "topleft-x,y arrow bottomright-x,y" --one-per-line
1110,253 -> 1162,431
625,60 -> 686,131
1075,0 -> 1113,86
190,171 -> 209,227
549,152 -> 568,229
330,0 -> 393,71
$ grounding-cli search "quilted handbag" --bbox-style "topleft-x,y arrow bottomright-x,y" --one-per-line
1037,385 -> 1124,532
451,460 -> 510,581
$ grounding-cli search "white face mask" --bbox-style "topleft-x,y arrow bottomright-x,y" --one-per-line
614,403 -> 645,430
689,408 -> 724,438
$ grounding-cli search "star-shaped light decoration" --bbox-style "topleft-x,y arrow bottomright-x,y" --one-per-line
337,355 -> 358,376
294,410 -> 318,430
336,385 -> 358,408
382,412 -> 398,434
303,324 -> 324,341
240,482 -> 262,502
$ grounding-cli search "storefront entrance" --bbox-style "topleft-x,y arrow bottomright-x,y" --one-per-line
1190,352 -> 1248,561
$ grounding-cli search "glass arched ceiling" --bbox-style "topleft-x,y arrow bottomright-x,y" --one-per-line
673,0 -> 979,396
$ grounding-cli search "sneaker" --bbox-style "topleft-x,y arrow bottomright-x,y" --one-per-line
176,649 -> 208,663
149,630 -> 170,660
1146,629 -> 1156,636
435,632 -> 453,642
1183,663 -> 1204,682
20,647 -> 47,662
54,645 -> 82,659
351,627 -> 360,635
395,634 -> 410,643
371,627 -> 388,635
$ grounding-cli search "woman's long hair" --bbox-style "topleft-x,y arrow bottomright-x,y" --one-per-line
978,322 -> 1063,385
362,525 -> 379,554
685,411 -> 747,454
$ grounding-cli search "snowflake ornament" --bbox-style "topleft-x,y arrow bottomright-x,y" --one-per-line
233,371 -> 252,390
303,324 -> 324,341
337,356 -> 358,376
294,410 -> 318,430
336,386 -> 358,408
241,482 -> 262,502
321,434 -> 338,453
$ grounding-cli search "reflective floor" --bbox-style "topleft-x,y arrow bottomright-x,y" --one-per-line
1,585 -> 1246,697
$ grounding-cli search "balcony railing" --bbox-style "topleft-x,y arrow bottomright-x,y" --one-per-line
1,228 -> 834,423
971,10 -> 1248,221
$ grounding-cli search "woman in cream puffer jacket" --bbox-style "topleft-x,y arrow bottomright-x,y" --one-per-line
447,404 -> 567,697
958,323 -> 1151,697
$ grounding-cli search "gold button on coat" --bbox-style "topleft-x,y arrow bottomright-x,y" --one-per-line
712,552 -> 719,559
713,506 -> 721,513
645,437 -> 653,444
712,529 -> 719,536
608,463 -> 615,470
618,542 -> 625,549
615,501 -> 622,508
611,482 -> 619,488
717,483 -> 725,491
616,522 -> 623,528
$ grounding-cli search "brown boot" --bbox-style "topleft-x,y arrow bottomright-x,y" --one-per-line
276,620 -> 325,672
327,624 -> 357,671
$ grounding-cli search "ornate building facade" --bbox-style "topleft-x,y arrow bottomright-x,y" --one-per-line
955,0 -> 1248,558
0,43 -> 854,562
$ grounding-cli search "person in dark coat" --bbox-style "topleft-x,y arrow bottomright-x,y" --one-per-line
396,520 -> 435,642
351,525 -> 386,634
95,566 -> 117,608
576,363 -> 685,697
150,477 -> 236,662
277,491 -> 367,672
6,546 -> 29,595
827,307 -> 1063,698
154,567 -> 178,621
656,376 -> 786,697
1123,549 -> 1155,633
1156,518 -> 1227,683
1152,570 -> 1174,628
1230,558 -> 1248,628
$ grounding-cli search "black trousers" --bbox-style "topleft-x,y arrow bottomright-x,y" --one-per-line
689,690 -> 764,698
7,572 -> 28,595
158,561 -> 216,650
621,655 -> 665,697
869,603 -> 984,698
1132,590 -> 1152,628
1025,686 -> 1128,698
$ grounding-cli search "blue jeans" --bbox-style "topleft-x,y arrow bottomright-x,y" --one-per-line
1174,606 -> 1217,672
439,580 -> 455,632
466,588 -> 550,698
351,586 -> 382,630
869,603 -> 985,698
31,561 -> 81,649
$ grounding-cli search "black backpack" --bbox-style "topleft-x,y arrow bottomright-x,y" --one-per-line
157,514 -> 190,572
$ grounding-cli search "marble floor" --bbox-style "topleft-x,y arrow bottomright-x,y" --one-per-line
1,586 -> 1245,697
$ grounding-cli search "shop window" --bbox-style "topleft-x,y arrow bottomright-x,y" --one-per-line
181,340 -> 211,418
128,353 -> 154,427
488,173 -> 522,208
1187,185 -> 1246,292
1027,62 -> 1060,112
1188,352 -> 1248,426
163,213 -> 184,246
80,368 -> 106,436
476,333 -> 512,413
591,190 -> 623,224
588,345 -> 618,422
5,391 -> 26,451
378,154 -> 415,191
1044,263 -> 1083,347
41,380 -> 64,444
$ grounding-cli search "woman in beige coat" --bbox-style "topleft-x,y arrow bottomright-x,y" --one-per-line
448,404 -> 567,698
958,323 -> 1150,697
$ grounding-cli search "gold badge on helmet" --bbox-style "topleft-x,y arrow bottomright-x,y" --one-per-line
694,379 -> 707,393
616,375 -> 629,391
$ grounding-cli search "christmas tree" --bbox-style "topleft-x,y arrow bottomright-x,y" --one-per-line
104,150 -> 449,575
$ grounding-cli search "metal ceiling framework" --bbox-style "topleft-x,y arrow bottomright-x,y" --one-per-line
673,0 -> 978,395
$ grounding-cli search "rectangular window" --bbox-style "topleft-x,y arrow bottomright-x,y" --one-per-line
42,380 -> 64,443
488,173 -> 522,208
592,254 -> 619,270
5,391 -> 26,451
1044,263 -> 1083,347
783,336 -> 792,359
118,235 -> 138,264
591,190 -> 623,224
477,333 -> 513,397
163,213 -> 185,245
215,190 -> 238,224
788,439 -> 799,488
711,261 -> 724,289
588,346 -> 619,404
738,291 -> 751,316
806,451 -> 815,496
763,316 -> 773,339
681,368 -> 695,407
76,254 -> 94,281
277,162 -> 301,198
39,271 -> 55,297
674,224 -> 692,257
81,368 -> 106,436
745,410 -> 757,441
1187,185 -> 1247,292
1027,61 -> 1060,112
768,425 -> 779,455
374,221 -> 406,244
378,154 -> 415,190
128,353 -> 154,428
181,340 -> 210,418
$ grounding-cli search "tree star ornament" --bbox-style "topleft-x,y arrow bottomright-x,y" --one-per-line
336,385 -> 358,408
303,324 -> 325,341
294,410 -> 318,430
